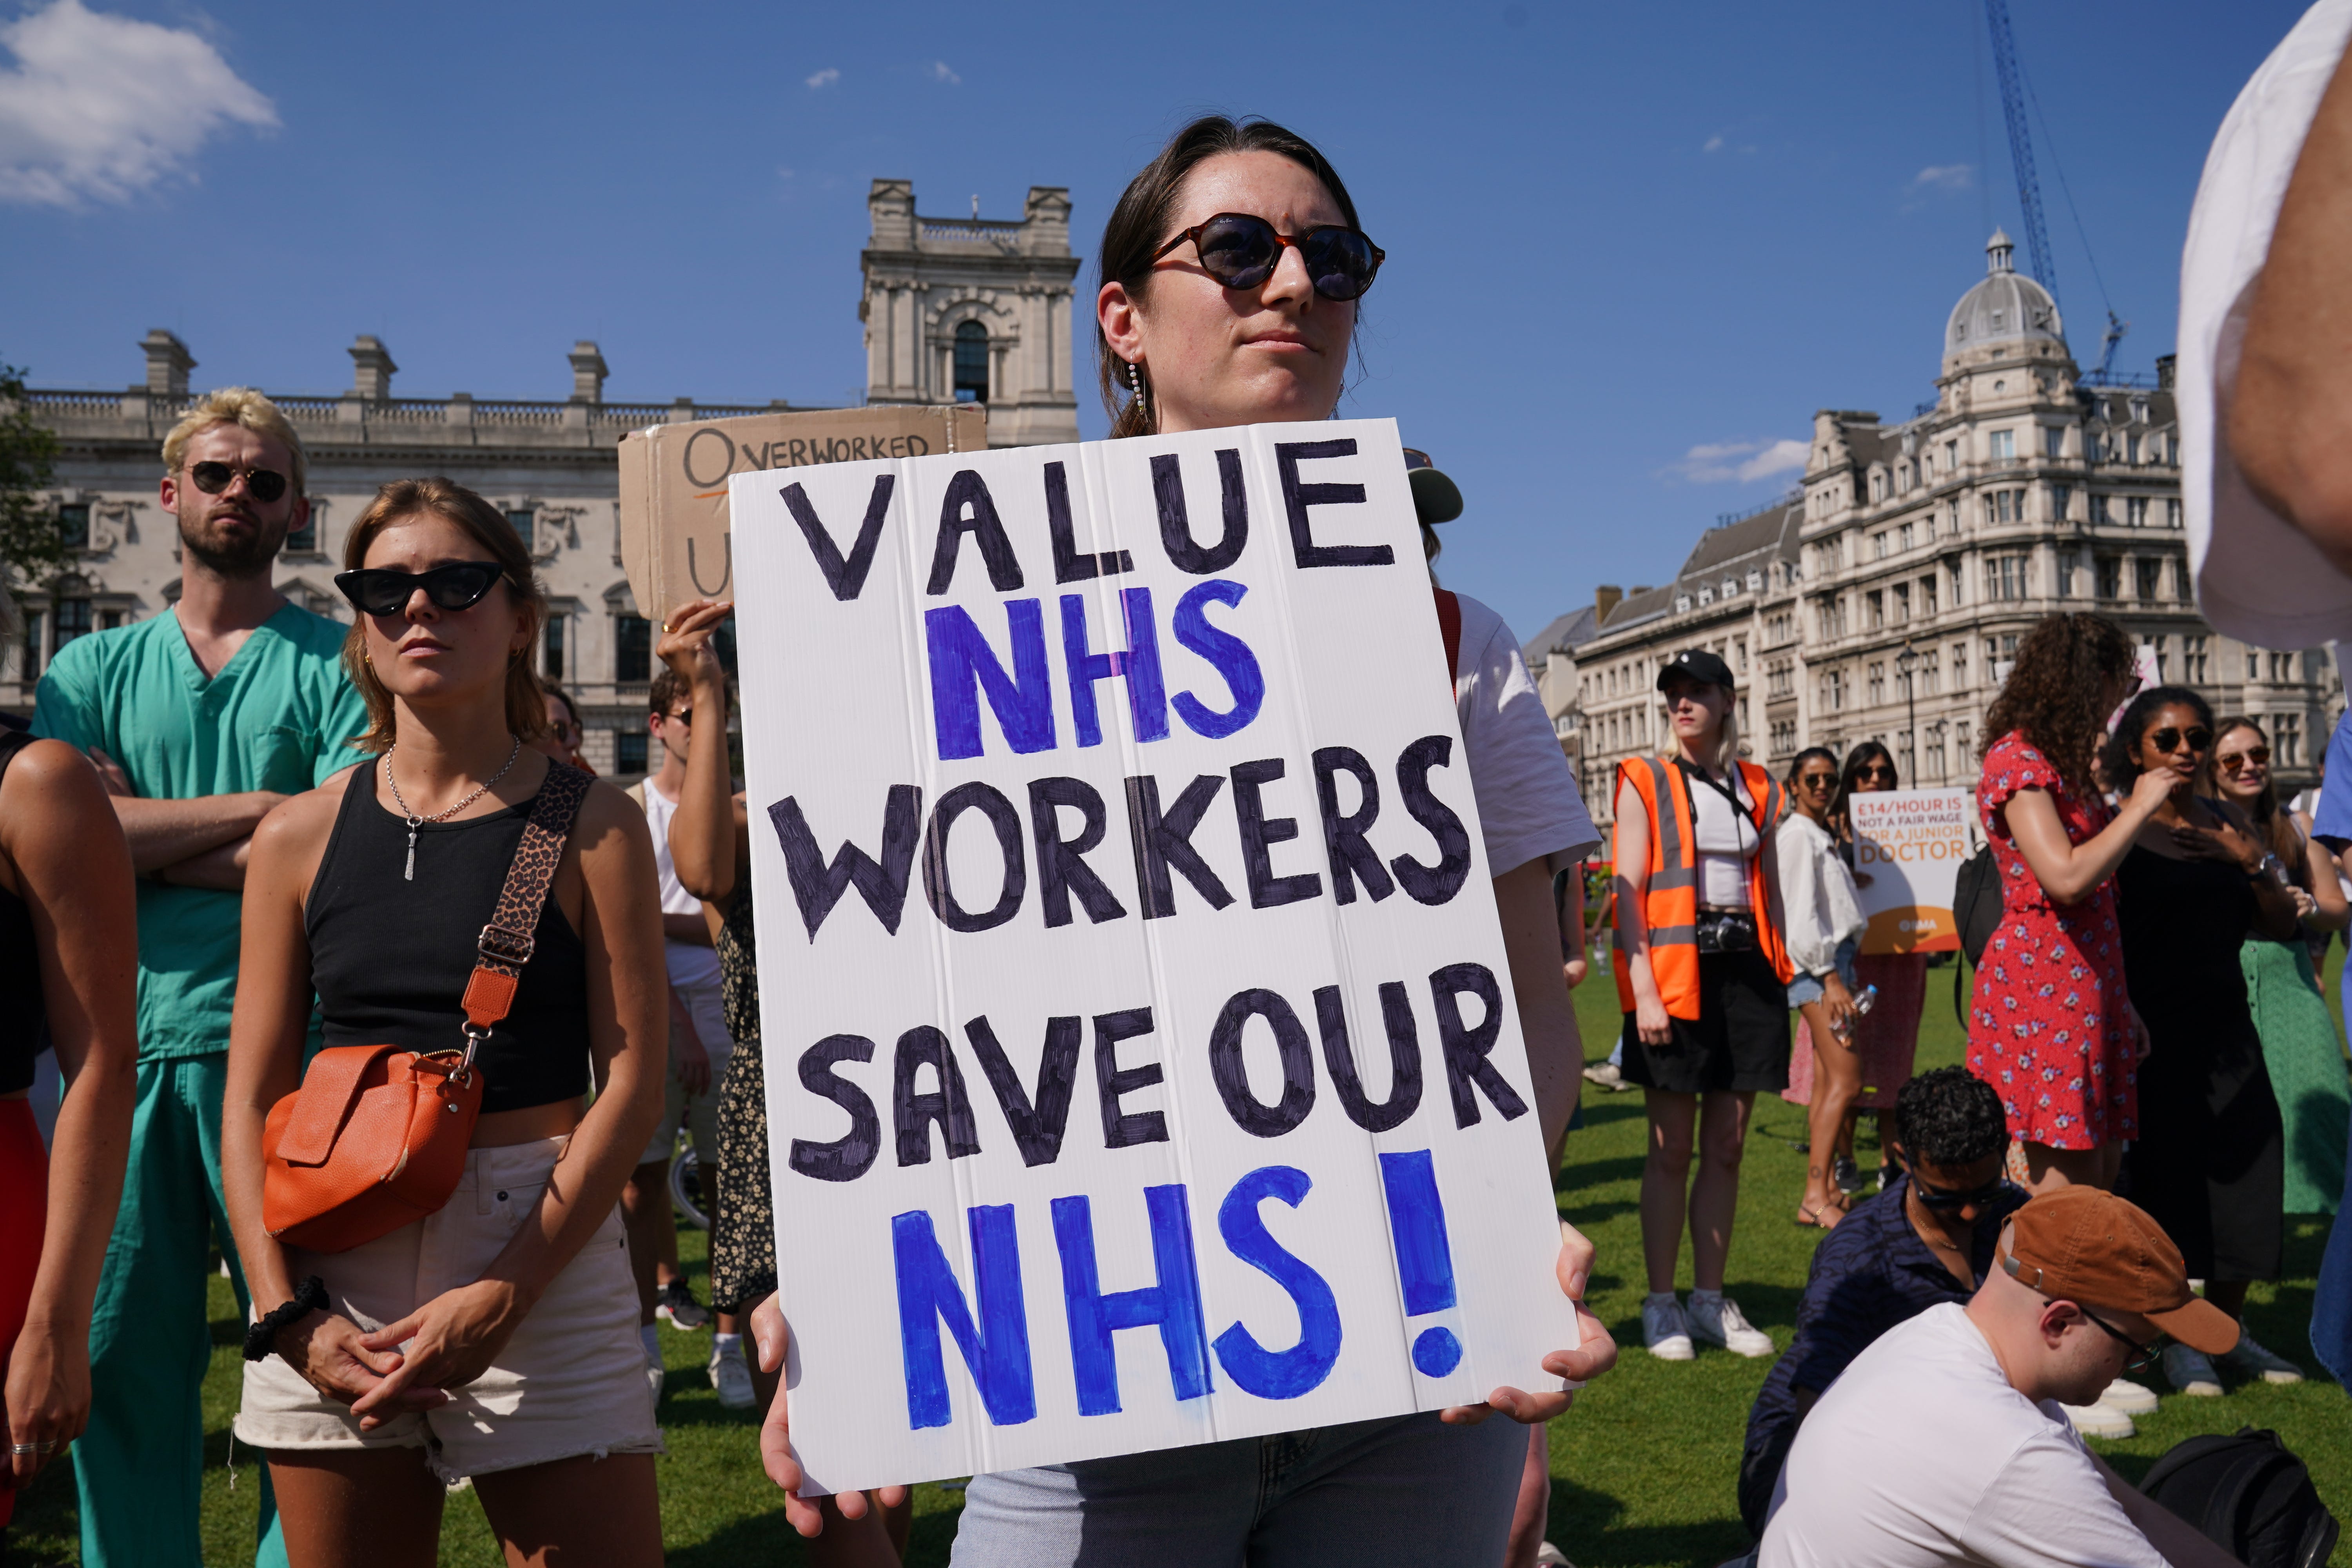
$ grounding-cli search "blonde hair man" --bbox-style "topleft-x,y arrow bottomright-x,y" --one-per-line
29,387 -> 367,1568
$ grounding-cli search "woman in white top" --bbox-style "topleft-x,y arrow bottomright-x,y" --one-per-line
1775,747 -> 1866,1227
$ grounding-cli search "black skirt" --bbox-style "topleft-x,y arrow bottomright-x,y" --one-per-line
1620,947 -> 1791,1094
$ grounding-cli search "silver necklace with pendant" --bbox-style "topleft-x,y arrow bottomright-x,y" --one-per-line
383,737 -> 522,880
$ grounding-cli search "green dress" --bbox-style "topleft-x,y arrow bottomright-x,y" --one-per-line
2240,935 -> 2350,1214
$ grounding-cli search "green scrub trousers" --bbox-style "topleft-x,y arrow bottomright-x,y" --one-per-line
74,1054 -> 286,1568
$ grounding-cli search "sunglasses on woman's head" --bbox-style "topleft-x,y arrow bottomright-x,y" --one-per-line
187,460 -> 289,504
2149,726 -> 2213,755
1152,212 -> 1385,301
334,562 -> 507,617
2218,746 -> 2271,775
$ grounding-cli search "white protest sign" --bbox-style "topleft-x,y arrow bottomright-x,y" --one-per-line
728,419 -> 1576,1494
1849,787 -> 1976,954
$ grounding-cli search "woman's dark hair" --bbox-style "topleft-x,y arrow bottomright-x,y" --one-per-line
1095,115 -> 1362,438
1786,746 -> 1838,784
1829,740 -> 1895,836
2207,717 -> 2306,873
1893,1067 -> 2007,1168
2098,684 -> 2214,791
1979,612 -> 2137,790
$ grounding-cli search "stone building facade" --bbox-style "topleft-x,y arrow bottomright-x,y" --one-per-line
1544,232 -> 2342,826
5,182 -> 1078,772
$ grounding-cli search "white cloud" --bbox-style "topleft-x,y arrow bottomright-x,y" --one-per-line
1910,163 -> 1973,191
805,66 -> 838,89
1702,133 -> 1724,153
1661,437 -> 1809,485
0,0 -> 274,206
929,60 -> 960,84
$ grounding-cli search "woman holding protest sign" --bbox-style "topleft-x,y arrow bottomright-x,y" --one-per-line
732,114 -> 1615,1567
1967,612 -> 2165,1198
1614,651 -> 1789,1361
221,479 -> 668,1566
2208,717 -> 2351,1216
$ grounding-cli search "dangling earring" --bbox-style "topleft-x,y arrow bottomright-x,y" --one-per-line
1127,358 -> 1147,424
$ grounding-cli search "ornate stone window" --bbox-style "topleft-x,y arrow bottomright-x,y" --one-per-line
953,321 -> 989,403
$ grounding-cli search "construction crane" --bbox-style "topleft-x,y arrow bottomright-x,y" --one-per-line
1981,0 -> 2131,377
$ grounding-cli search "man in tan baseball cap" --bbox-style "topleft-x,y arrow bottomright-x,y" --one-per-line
1761,1185 -> 2244,1568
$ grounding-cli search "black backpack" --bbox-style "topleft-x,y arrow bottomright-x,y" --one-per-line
1949,846 -> 2003,1025
2139,1427 -> 2339,1568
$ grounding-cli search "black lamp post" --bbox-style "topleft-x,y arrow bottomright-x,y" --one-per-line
1896,642 -> 1919,782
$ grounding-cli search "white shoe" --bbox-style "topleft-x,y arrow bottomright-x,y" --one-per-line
2098,1377 -> 2158,1414
1535,1545 -> 1575,1568
1583,1060 -> 1626,1091
710,1341 -> 757,1409
1643,1294 -> 1694,1360
2220,1331 -> 2304,1385
1686,1292 -> 1775,1357
2062,1400 -> 2135,1439
2163,1344 -> 2223,1396
644,1350 -> 666,1408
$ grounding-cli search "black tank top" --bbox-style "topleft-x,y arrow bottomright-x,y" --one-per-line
306,763 -> 591,1114
0,726 -> 43,1094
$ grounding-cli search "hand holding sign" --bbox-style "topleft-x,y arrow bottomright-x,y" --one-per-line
1437,1219 -> 1617,1426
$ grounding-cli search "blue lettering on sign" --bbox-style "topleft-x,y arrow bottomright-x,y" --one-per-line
1378,1149 -> 1464,1377
1061,588 -> 1168,748
892,1205 -> 1037,1429
1051,1185 -> 1213,1416
1169,579 -> 1265,740
926,599 -> 1056,760
1211,1165 -> 1342,1398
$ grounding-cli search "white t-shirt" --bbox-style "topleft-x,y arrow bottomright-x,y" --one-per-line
1686,762 -> 1759,907
2181,0 -> 2352,648
1450,592 -> 1602,876
1759,1304 -> 2164,1568
639,777 -> 725,993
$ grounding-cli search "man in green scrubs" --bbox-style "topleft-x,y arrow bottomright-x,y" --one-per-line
32,389 -> 367,1568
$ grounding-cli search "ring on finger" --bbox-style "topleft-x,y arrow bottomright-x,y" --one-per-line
9,1439 -> 58,1454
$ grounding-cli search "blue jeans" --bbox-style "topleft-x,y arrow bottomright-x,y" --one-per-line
949,1411 -> 1525,1566
1785,936 -> 1860,1008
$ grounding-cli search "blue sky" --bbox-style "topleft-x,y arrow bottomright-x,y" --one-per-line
0,0 -> 2311,640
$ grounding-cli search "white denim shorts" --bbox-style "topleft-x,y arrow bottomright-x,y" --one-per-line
235,1135 -> 664,1483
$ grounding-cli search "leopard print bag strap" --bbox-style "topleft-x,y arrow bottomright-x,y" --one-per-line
457,761 -> 593,1046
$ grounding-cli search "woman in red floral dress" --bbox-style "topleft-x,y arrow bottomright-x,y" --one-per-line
1969,613 -> 2173,1193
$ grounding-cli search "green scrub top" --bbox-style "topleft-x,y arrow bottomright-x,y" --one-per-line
31,601 -> 370,1060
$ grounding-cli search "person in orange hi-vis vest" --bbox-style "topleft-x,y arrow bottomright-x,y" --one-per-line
1612,648 -> 1792,1364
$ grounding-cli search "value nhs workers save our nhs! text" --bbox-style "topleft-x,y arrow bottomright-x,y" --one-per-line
724,420 -> 1578,1493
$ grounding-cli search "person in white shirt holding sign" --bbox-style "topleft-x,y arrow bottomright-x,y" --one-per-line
743,113 -> 1615,1567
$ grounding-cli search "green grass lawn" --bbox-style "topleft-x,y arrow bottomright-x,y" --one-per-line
6,963 -> 2344,1565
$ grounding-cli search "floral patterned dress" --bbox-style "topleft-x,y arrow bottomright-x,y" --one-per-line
1968,732 -> 2138,1149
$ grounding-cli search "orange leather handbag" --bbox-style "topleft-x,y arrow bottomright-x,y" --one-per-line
261,764 -> 590,1253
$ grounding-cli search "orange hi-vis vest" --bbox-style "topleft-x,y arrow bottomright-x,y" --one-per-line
1610,755 -> 1793,1020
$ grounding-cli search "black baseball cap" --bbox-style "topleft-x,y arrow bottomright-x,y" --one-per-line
1403,448 -> 1463,526
1656,648 -> 1735,692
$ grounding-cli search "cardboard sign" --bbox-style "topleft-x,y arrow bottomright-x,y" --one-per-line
728,419 -> 1576,1495
617,404 -> 985,618
1850,788 -> 1977,953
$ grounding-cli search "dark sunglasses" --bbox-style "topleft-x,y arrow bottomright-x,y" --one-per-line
1911,1172 -> 2008,1212
1151,212 -> 1385,301
1797,771 -> 1837,791
2218,746 -> 2271,775
1858,764 -> 1897,782
188,460 -> 289,504
2150,726 -> 2213,755
334,562 -> 508,617
2080,1307 -> 2166,1375
659,708 -> 693,726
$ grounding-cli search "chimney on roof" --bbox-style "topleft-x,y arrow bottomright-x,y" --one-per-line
141,329 -> 193,399
1594,585 -> 1622,623
2156,354 -> 2176,391
570,341 -> 608,403
348,336 -> 397,401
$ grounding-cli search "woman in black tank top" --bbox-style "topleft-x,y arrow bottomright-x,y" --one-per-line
220,479 -> 670,1566
0,723 -> 138,1517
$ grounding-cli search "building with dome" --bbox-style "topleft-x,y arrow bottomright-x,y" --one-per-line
1544,231 -> 2342,823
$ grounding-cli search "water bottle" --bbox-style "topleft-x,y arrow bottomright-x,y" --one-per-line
1833,984 -> 1878,1039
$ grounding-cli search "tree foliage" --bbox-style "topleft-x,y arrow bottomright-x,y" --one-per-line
0,360 -> 65,595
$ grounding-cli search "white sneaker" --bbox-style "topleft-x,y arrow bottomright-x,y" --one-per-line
2220,1331 -> 2304,1385
644,1350 -> 666,1408
2062,1400 -> 2134,1439
1583,1060 -> 1626,1091
2163,1344 -> 2223,1396
1643,1293 -> 1694,1360
1686,1292 -> 1775,1357
2098,1377 -> 2159,1415
710,1340 -> 757,1409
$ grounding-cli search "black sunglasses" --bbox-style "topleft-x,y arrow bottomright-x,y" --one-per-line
334,562 -> 508,617
1858,764 -> 1897,781
1151,212 -> 1385,301
188,460 -> 290,504
1911,1172 -> 2008,1212
2080,1307 -> 2166,1375
2150,726 -> 2214,755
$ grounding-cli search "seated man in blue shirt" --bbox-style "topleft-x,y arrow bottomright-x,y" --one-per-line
1738,1066 -> 2027,1539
